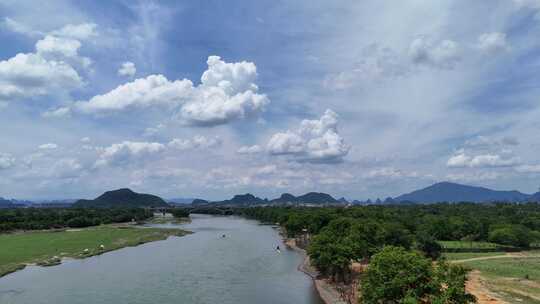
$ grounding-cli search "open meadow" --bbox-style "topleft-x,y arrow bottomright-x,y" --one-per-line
0,225 -> 189,277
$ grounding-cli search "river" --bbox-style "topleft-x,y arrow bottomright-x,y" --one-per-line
0,214 -> 323,304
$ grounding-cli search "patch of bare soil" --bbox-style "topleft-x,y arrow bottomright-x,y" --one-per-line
467,270 -> 507,304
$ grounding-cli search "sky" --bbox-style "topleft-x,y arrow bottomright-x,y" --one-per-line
1,0 -> 540,200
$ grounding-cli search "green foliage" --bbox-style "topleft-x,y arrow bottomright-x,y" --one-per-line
433,260 -> 476,304
488,224 -> 531,248
169,208 -> 190,218
361,246 -> 436,303
416,233 -> 443,260
0,208 -> 153,232
361,246 -> 475,304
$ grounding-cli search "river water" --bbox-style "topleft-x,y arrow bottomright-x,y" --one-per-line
0,214 -> 323,304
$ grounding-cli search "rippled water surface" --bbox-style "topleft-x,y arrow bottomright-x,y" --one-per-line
0,214 -> 322,304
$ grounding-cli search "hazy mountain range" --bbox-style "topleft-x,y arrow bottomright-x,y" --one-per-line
3,181 -> 540,209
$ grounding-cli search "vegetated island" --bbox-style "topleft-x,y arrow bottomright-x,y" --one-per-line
0,188 -> 190,278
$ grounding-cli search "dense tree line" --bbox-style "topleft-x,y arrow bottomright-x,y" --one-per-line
237,203 -> 540,303
0,208 -> 154,232
240,203 -> 540,248
168,208 -> 190,218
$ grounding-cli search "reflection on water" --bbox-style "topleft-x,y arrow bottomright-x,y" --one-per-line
0,214 -> 323,304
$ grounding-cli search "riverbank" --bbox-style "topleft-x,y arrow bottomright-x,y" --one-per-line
0,224 -> 190,278
284,237 -> 351,304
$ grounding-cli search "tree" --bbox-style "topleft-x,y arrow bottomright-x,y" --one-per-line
360,246 -> 475,304
415,233 -> 442,260
308,232 -> 355,282
488,224 -> 531,248
361,246 -> 436,303
308,218 -> 355,282
432,260 -> 476,304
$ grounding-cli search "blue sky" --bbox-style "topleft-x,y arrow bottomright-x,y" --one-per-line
1,0 -> 540,200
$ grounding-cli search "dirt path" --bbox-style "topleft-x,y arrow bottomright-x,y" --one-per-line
458,255 -> 540,303
466,270 -> 507,304
452,253 -> 540,263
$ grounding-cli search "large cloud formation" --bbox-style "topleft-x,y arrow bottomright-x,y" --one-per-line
95,141 -> 165,167
0,22 -> 96,102
267,109 -> 350,163
73,56 -> 269,126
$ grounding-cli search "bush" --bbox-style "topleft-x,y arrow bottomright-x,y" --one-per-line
488,225 -> 531,248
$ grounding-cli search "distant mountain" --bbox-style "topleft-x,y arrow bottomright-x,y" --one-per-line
0,197 -> 15,208
213,193 -> 266,206
395,182 -> 530,203
191,198 -> 210,206
200,191 -> 341,206
297,192 -> 338,204
73,188 -> 169,208
272,193 -> 297,204
529,192 -> 540,202
338,197 -> 349,204
270,192 -> 339,205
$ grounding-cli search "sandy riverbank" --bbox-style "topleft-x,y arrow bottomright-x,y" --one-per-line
284,238 -> 351,304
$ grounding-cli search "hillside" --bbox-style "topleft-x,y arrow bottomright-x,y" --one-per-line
212,193 -> 265,206
271,192 -> 339,204
395,182 -> 530,203
529,192 -> 540,202
73,188 -> 169,208
0,197 -> 15,208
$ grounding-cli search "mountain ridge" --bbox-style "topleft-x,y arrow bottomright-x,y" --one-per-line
73,188 -> 169,208
395,181 -> 532,203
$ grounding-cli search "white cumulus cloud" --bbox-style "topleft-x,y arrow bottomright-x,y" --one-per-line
95,141 -> 165,167
267,109 -> 350,163
0,53 -> 82,101
75,74 -> 193,113
0,23 -> 97,103
118,61 -> 136,77
73,56 -> 269,126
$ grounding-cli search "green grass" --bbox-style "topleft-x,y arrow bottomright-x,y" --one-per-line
462,257 -> 540,302
439,240 -> 508,250
462,257 -> 540,281
442,251 -> 506,261
0,225 -> 189,277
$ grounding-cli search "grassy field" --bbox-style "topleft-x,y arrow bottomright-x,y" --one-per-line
442,251 -> 506,261
439,240 -> 512,250
460,256 -> 540,303
463,257 -> 540,282
0,225 -> 190,277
